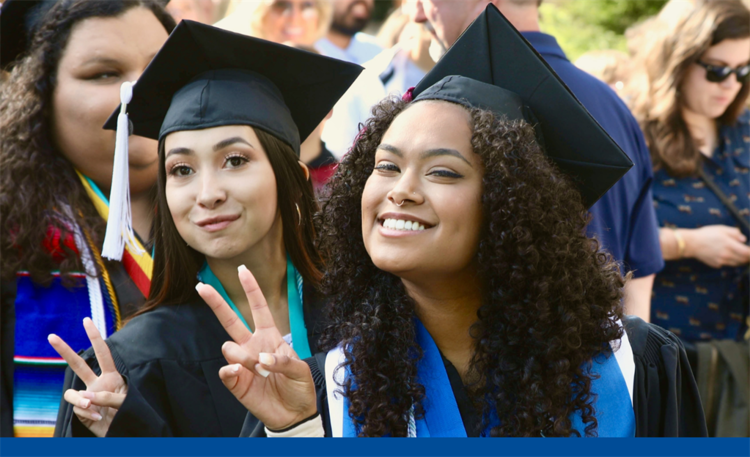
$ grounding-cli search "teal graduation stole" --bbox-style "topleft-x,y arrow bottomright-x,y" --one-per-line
342,318 -> 635,437
197,255 -> 312,359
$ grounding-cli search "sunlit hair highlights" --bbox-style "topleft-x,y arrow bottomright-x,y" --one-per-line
628,0 -> 750,177
316,96 -> 626,437
0,0 -> 175,284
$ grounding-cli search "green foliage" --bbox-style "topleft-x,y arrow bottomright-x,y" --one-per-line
539,0 -> 668,61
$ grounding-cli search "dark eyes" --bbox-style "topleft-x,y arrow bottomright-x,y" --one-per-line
85,71 -> 120,81
226,155 -> 247,168
374,163 -> 400,172
169,165 -> 193,177
167,155 -> 248,177
374,162 -> 463,179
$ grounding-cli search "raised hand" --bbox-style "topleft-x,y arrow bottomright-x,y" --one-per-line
48,318 -> 127,437
196,265 -> 317,431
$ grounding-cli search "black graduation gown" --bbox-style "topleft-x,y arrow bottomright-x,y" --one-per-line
1,260 -> 144,438
54,284 -> 327,437
240,316 -> 708,437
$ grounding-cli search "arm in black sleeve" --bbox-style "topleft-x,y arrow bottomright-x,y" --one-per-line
54,346 -> 174,437
625,316 -> 708,437
1,279 -> 16,437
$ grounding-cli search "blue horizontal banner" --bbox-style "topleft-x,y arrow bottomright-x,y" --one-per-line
1,438 -> 748,457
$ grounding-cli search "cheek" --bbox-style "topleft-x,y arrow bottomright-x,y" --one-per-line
361,176 -> 385,234
52,80 -> 119,166
680,69 -> 711,108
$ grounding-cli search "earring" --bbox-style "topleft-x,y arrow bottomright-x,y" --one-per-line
295,203 -> 302,226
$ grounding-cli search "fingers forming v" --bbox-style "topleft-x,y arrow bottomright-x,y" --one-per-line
197,282 -> 254,346
48,334 -> 97,386
82,317 -> 118,375
238,265 -> 277,331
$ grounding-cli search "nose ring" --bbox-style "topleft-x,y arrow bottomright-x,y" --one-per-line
395,200 -> 405,207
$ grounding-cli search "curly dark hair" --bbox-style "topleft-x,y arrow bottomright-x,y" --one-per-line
0,0 -> 174,284
316,96 -> 626,437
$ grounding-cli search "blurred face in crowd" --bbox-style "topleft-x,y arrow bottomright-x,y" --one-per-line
263,0 -> 321,46
415,0 -> 487,49
166,0 -> 217,24
330,0 -> 373,36
164,125 -> 282,262
51,7 -> 168,194
681,37 -> 750,120
361,101 -> 484,283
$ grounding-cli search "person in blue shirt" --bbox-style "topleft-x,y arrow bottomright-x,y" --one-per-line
628,0 -> 750,343
412,0 -> 663,321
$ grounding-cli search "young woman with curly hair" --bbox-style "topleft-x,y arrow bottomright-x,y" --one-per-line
0,0 -> 174,437
199,6 -> 705,438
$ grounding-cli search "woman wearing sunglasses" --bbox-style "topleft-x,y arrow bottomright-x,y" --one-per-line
630,0 -> 749,346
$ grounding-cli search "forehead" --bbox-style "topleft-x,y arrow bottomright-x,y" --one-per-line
164,125 -> 261,150
702,38 -> 750,65
381,101 -> 474,154
61,8 -> 167,65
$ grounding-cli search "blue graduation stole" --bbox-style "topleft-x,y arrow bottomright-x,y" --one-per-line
342,319 -> 635,437
197,255 -> 311,359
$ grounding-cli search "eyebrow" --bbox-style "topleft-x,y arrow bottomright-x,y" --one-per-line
213,137 -> 254,151
166,137 -> 255,158
80,57 -> 122,67
377,143 -> 471,166
703,57 -> 750,67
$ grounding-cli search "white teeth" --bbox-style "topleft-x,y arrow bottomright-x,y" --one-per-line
382,218 -> 427,232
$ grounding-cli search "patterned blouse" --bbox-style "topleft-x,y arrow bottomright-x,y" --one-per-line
650,110 -> 750,342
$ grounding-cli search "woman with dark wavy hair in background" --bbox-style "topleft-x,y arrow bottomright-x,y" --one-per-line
0,0 -> 174,437
198,6 -> 706,438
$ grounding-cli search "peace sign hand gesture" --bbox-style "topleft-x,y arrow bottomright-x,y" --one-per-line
48,318 -> 127,437
196,265 -> 317,431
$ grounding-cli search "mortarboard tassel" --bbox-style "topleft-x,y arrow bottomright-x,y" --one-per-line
101,81 -> 145,261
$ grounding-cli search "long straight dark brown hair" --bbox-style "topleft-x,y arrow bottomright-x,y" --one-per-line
134,127 -> 322,317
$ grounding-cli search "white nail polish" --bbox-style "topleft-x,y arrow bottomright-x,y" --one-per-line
232,364 -> 241,373
91,413 -> 102,421
259,353 -> 275,366
195,282 -> 203,293
255,363 -> 271,378
238,264 -> 248,273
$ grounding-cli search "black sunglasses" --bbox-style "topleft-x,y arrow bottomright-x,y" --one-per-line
696,61 -> 750,84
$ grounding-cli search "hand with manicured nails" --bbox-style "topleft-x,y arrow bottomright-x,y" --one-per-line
196,265 -> 317,431
48,318 -> 127,437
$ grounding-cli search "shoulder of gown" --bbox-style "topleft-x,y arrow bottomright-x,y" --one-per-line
622,315 -> 708,437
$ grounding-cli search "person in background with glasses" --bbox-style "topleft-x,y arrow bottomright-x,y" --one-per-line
216,0 -> 331,47
628,0 -> 749,389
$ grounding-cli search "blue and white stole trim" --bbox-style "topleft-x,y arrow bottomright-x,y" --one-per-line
197,255 -> 312,359
325,319 -> 635,437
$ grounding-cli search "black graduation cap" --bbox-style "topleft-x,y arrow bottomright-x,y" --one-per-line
0,0 -> 56,68
412,4 -> 633,208
103,19 -> 363,155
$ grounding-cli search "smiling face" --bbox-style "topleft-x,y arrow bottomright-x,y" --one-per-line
361,101 -> 484,281
263,0 -> 321,46
681,37 -> 750,120
164,125 -> 282,262
51,7 -> 168,194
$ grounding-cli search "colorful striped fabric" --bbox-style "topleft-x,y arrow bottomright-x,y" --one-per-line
14,227 -> 120,437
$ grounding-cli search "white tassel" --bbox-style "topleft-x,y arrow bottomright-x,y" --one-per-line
101,81 -> 144,261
